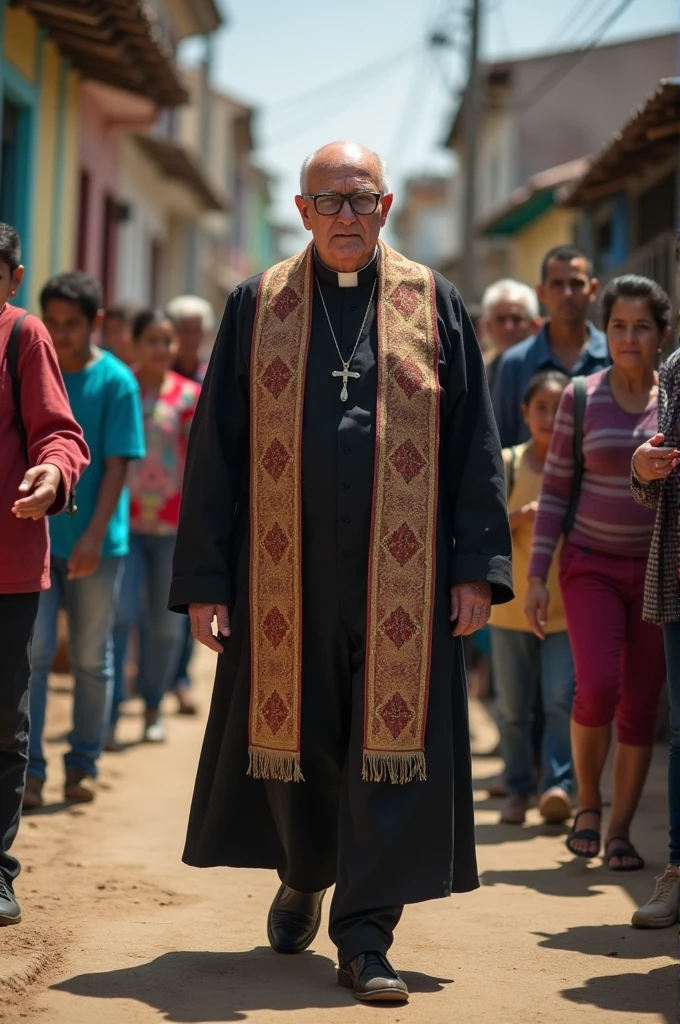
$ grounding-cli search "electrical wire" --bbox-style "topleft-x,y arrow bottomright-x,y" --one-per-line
262,45 -> 422,147
491,0 -> 512,54
542,0 -> 604,48
266,44 -> 420,116
388,50 -> 431,172
514,0 -> 638,113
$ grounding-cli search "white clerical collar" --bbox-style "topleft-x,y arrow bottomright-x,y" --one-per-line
314,247 -> 379,288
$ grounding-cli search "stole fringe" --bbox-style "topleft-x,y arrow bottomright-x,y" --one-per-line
362,751 -> 427,785
247,747 -> 304,783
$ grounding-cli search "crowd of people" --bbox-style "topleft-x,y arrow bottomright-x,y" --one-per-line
0,221 -> 216,850
479,243 -> 679,929
0,186 -> 678,977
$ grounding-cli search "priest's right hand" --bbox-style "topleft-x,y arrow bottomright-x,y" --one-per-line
189,603 -> 231,654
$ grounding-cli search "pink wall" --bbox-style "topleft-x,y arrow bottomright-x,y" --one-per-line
77,84 -> 120,299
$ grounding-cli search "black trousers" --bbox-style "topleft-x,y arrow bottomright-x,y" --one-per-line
0,592 -> 40,887
262,558 -> 412,967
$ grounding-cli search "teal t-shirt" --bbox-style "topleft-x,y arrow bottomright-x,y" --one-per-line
49,351 -> 145,559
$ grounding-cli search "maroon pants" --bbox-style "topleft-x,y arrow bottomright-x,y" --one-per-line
559,542 -> 666,746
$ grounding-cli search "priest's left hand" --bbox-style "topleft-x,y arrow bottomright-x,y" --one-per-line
450,582 -> 492,637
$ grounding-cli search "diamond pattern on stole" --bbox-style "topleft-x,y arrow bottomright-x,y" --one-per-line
363,241 -> 440,783
249,248 -> 312,781
250,240 -> 440,785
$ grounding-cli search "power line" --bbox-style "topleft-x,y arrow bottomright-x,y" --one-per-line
263,46 -> 422,147
515,0 -> 638,113
266,44 -> 420,116
388,50 -> 431,172
542,0 -> 603,47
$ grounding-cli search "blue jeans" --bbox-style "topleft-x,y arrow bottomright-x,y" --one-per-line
662,622 -> 680,865
173,616 -> 194,688
28,557 -> 121,781
490,627 -> 575,796
112,533 -> 183,720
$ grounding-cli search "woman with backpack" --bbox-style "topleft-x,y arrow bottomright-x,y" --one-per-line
526,275 -> 670,871
490,370 -> 574,826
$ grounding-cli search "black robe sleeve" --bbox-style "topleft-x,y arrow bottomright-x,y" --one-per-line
439,281 -> 514,606
168,285 -> 252,614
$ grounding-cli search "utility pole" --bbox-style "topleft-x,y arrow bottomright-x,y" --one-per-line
459,0 -> 481,301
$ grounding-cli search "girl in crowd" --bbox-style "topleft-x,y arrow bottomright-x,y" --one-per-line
629,344 -> 680,926
526,275 -> 670,871
490,370 -> 574,826
111,310 -> 200,744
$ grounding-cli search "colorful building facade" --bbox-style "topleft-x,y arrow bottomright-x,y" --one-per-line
0,1 -> 79,308
0,0 -> 221,311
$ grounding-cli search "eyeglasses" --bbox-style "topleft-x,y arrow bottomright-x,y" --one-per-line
300,191 -> 382,216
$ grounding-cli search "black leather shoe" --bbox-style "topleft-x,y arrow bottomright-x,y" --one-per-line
266,884 -> 326,954
338,951 -> 409,1002
0,878 -> 21,926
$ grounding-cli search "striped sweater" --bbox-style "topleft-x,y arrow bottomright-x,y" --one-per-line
529,368 -> 658,581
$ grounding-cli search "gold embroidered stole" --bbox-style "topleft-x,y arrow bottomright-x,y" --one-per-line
249,240 -> 440,783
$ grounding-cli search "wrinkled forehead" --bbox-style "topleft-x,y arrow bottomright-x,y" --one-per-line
306,158 -> 381,193
490,298 -> 530,316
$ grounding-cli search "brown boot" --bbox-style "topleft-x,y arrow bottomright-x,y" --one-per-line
64,769 -> 96,803
22,775 -> 44,810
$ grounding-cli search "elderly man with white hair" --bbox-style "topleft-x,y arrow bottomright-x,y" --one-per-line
163,294 -> 217,715
480,278 -> 540,391
166,294 -> 216,385
169,141 -> 513,1002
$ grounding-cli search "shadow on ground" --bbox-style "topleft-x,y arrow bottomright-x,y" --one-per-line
481,858 -> 662,906
52,947 -> 453,1021
561,964 -> 678,1022
534,922 -> 675,961
475,820 -> 570,846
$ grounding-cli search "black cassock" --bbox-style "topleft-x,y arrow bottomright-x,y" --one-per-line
169,252 -> 513,963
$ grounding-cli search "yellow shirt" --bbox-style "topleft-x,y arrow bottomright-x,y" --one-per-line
490,441 -> 566,634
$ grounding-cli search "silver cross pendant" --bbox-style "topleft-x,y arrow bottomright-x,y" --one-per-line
332,366 -> 360,403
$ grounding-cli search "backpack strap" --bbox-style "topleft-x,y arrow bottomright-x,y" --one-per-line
6,313 -> 29,463
563,376 -> 587,536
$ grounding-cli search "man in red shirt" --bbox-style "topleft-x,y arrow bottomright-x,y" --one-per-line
0,223 -> 90,926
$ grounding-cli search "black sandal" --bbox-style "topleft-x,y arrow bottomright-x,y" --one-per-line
604,836 -> 645,872
566,808 -> 601,859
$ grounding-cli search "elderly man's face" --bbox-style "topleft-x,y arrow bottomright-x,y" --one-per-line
295,159 -> 394,271
176,315 -> 204,360
483,299 -> 537,353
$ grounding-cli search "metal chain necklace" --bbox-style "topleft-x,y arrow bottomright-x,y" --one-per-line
315,276 -> 377,402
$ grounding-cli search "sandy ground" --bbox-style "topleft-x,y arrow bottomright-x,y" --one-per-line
2,646 -> 677,1024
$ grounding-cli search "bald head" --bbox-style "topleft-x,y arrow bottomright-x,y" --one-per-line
300,141 -> 389,195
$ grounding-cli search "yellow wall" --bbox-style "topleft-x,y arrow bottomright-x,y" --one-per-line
58,71 -> 81,271
3,6 -> 37,80
30,40 -> 61,308
513,207 -> 577,288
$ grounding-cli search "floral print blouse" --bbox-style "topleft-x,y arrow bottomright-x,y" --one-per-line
128,370 -> 201,535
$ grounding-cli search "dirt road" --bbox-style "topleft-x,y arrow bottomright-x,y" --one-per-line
3,647 -> 676,1023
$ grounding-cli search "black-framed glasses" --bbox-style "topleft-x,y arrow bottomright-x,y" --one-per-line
300,191 -> 382,216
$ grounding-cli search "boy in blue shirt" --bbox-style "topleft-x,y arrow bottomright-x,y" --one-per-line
24,273 -> 145,807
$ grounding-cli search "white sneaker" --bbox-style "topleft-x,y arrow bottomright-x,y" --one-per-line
143,719 -> 167,744
631,866 -> 679,929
